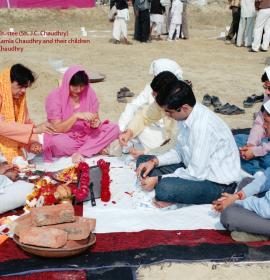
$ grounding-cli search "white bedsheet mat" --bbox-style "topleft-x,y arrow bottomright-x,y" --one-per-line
32,155 -> 225,233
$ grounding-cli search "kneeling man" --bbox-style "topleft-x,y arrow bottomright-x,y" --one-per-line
136,79 -> 242,207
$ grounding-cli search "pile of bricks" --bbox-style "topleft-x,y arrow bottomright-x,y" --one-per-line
12,203 -> 96,248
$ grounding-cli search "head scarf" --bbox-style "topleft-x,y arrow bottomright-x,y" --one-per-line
0,68 -> 27,163
46,65 -> 98,121
149,58 -> 183,80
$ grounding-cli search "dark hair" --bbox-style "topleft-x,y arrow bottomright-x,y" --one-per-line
10,64 -> 36,86
156,80 -> 196,109
70,71 -> 89,86
150,71 -> 179,93
262,72 -> 269,83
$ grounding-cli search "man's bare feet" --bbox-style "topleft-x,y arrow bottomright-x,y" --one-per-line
71,153 -> 85,163
152,198 -> 174,208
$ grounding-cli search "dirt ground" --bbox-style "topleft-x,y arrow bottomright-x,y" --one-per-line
0,2 -> 270,279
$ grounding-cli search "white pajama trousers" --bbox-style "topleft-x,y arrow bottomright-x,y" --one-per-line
112,18 -> 127,41
252,8 -> 270,51
236,17 -> 255,47
169,23 -> 181,40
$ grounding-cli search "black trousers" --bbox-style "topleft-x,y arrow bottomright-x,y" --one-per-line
137,9 -> 150,42
227,6 -> 241,40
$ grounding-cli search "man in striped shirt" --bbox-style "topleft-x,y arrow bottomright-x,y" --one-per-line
136,79 -> 242,208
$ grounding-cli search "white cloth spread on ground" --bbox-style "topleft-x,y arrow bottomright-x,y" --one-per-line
32,155 -> 225,233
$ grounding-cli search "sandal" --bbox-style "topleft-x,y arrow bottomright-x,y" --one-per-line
202,94 -> 212,107
117,95 -> 127,103
221,104 -> 245,115
243,94 -> 264,108
211,96 -> 222,108
214,103 -> 230,113
118,89 -> 135,98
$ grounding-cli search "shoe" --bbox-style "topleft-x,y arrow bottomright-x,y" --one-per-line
254,94 -> 264,102
214,102 -> 231,113
243,94 -> 264,108
211,96 -> 222,108
260,48 -> 268,52
249,48 -> 258,52
202,94 -> 212,107
118,88 -> 135,97
222,105 -> 245,115
231,231 -> 269,242
243,96 -> 256,108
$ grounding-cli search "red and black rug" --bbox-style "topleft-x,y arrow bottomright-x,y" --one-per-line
1,204 -> 270,279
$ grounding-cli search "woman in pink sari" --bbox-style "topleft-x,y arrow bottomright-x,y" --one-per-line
43,66 -> 120,163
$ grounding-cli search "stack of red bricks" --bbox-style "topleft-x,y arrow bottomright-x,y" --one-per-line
12,203 -> 96,248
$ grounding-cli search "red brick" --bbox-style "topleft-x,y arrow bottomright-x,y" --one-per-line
11,213 -> 32,236
31,204 -> 75,226
47,216 -> 96,240
20,227 -> 68,248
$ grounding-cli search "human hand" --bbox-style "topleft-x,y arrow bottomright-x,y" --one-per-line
119,129 -> 133,146
140,176 -> 158,191
129,147 -> 144,158
239,146 -> 255,160
212,192 -> 238,212
136,159 -> 157,179
29,142 -> 42,154
0,162 -> 14,175
33,122 -> 56,134
90,117 -> 101,128
76,112 -> 95,122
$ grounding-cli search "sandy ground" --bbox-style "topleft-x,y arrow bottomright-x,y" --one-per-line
0,2 -> 270,279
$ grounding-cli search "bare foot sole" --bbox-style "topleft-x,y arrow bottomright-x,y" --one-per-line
71,153 -> 85,163
152,199 -> 174,208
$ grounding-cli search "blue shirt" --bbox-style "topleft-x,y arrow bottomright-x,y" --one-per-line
236,167 -> 270,219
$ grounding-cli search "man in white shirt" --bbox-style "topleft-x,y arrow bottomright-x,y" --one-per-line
136,80 -> 242,207
0,161 -> 33,214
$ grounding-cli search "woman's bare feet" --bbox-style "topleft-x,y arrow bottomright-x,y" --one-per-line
71,153 -> 85,163
152,198 -> 174,208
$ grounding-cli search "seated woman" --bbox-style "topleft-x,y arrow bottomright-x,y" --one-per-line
43,66 -> 120,163
0,64 -> 54,164
118,58 -> 183,156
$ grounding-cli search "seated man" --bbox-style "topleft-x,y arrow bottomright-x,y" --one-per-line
213,100 -> 270,240
0,161 -> 33,214
119,71 -> 179,157
234,66 -> 270,175
136,79 -> 242,207
118,58 -> 182,155
0,64 -> 55,163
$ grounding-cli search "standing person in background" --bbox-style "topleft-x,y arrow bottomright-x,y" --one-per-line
134,0 -> 151,42
236,0 -> 255,48
160,0 -> 171,35
251,0 -> 270,52
168,0 -> 183,41
180,0 -> 190,39
150,0 -> 165,40
226,0 -> 241,43
132,0 -> 140,40
112,0 -> 132,44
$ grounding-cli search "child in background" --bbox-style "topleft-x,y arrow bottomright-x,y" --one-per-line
168,0 -> 183,41
112,0 -> 132,44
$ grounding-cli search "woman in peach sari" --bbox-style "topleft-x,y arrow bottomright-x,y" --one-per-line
43,66 -> 120,163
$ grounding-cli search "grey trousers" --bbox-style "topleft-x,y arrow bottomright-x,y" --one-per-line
181,3 -> 189,39
221,203 -> 270,236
